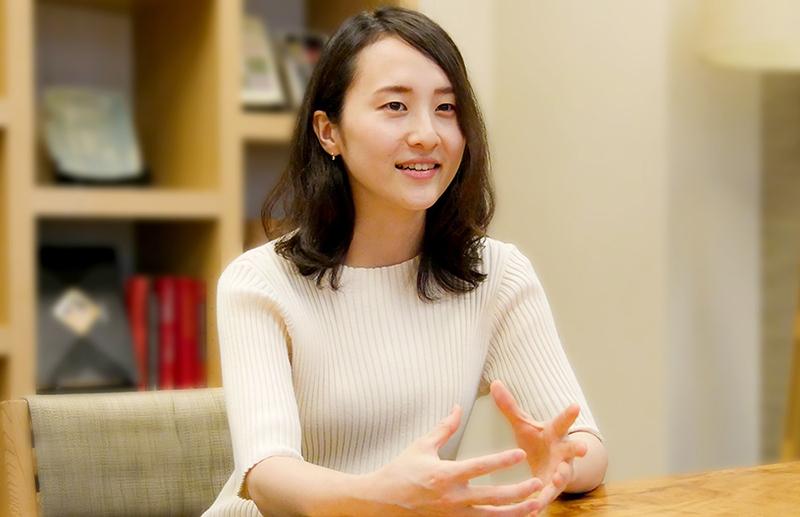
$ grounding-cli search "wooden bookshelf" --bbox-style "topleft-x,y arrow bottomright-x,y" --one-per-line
0,0 -> 5,101
241,111 -> 295,144
47,0 -> 134,11
0,0 -> 417,403
0,0 -> 9,381
32,187 -> 222,219
0,134 -> 6,357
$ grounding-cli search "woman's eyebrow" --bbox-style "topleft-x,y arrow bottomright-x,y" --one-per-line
372,85 -> 454,96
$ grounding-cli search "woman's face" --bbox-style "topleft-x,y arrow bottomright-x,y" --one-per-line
326,36 -> 466,219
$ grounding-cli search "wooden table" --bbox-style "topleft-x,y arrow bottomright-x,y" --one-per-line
547,461 -> 800,515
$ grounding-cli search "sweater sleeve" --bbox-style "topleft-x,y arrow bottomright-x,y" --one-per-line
217,260 -> 304,500
481,244 -> 603,442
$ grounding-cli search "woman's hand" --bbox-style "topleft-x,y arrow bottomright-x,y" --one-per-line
490,380 -> 588,509
363,404 -> 545,516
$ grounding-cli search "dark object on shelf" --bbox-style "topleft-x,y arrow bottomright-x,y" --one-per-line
279,31 -> 328,108
54,166 -> 151,186
37,245 -> 138,392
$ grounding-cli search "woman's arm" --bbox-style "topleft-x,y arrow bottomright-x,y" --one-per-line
483,244 -> 608,505
247,406 -> 545,517
246,456 -> 372,516
563,431 -> 607,493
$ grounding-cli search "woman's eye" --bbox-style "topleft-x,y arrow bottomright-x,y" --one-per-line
381,102 -> 456,113
384,101 -> 406,111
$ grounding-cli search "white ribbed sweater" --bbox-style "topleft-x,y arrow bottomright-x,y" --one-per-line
203,237 -> 601,516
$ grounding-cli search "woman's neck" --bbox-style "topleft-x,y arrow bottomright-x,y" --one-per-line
344,210 -> 425,268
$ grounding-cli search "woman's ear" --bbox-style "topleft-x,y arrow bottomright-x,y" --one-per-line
312,110 -> 340,157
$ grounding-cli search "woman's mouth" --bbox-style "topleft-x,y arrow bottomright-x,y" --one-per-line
395,163 -> 440,179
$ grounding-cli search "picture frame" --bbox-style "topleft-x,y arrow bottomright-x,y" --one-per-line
41,86 -> 147,184
241,15 -> 287,108
37,245 -> 138,393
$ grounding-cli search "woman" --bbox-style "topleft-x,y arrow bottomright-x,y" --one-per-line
204,6 -> 607,516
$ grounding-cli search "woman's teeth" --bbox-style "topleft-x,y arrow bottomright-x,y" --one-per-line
396,163 -> 439,171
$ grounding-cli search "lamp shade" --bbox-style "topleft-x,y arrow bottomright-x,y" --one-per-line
700,0 -> 800,70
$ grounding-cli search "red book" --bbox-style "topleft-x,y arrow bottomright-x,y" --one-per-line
195,279 -> 207,387
124,275 -> 150,391
154,277 -> 177,389
175,277 -> 198,389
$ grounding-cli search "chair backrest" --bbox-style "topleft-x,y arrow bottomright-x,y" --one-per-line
1,388 -> 233,517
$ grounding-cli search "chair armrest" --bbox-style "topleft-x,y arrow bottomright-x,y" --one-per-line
1,399 -> 39,517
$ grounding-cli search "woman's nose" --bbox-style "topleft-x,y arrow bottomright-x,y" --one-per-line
406,113 -> 441,149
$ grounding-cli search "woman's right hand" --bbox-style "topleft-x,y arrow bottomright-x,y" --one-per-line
362,404 -> 545,516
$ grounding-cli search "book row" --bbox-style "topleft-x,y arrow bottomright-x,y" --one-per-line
125,275 -> 207,391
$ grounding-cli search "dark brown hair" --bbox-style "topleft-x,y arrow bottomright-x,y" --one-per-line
261,6 -> 494,302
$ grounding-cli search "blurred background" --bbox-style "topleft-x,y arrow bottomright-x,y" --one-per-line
0,0 -> 798,488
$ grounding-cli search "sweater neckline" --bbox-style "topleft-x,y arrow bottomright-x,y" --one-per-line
340,254 -> 420,272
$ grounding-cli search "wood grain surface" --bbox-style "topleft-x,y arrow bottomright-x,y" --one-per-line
1,400 -> 39,517
548,461 -> 800,516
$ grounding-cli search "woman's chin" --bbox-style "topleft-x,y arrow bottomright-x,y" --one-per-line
397,197 -> 441,213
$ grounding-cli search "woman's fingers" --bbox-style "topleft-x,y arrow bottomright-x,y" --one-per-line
565,439 -> 588,459
552,404 -> 581,437
533,461 -> 572,507
489,380 -> 519,419
425,404 -> 463,450
492,381 -> 563,431
460,477 -> 543,506
552,461 -> 571,489
471,496 -> 542,517
532,481 -> 559,509
490,380 -> 537,427
450,449 -> 528,480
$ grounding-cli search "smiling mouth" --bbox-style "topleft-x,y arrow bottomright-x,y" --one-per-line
395,164 -> 440,179
395,164 -> 441,171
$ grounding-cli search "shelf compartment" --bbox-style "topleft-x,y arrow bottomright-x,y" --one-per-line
241,111 -> 295,144
32,187 -> 221,219
35,0 -> 222,189
36,218 -> 220,394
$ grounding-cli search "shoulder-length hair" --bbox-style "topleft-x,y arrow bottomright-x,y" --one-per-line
262,6 -> 494,302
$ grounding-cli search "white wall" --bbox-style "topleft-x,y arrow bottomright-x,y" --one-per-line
491,0 -> 672,481
665,0 -> 760,473
421,0 -> 761,482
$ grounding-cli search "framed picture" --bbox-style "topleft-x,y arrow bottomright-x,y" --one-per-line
279,31 -> 327,108
41,86 -> 147,184
37,245 -> 138,393
242,15 -> 286,108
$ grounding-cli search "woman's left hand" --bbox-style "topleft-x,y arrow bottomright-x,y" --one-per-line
489,380 -> 588,510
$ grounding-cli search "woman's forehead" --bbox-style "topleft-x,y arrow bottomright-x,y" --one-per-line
350,36 -> 453,94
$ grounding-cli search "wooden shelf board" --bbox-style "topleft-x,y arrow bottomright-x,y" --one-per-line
32,187 -> 222,219
40,0 -> 135,13
241,111 -> 295,144
0,99 -> 8,129
0,326 -> 8,357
